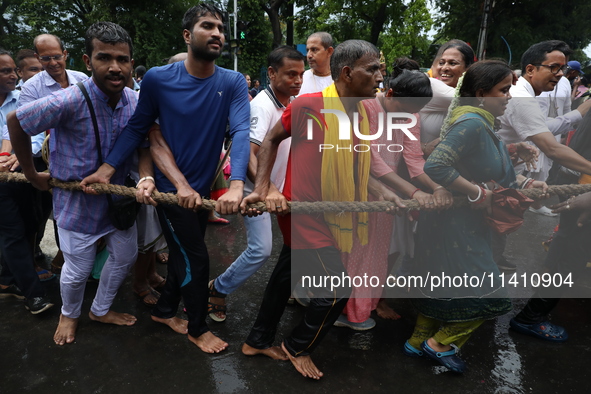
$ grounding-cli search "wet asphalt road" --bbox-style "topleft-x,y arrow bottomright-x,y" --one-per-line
2,201 -> 591,394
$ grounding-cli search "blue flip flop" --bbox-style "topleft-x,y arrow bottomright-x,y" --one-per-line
509,318 -> 568,342
37,269 -> 56,282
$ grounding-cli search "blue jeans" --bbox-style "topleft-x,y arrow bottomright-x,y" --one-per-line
214,213 -> 272,295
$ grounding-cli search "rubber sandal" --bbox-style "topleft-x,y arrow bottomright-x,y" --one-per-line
151,277 -> 166,290
208,280 -> 227,322
509,318 -> 568,342
135,288 -> 160,307
421,341 -> 466,373
403,341 -> 423,357
36,269 -> 56,282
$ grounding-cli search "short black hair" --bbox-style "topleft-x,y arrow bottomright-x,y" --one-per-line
460,60 -> 513,98
388,70 -> 432,98
85,22 -> 133,59
0,48 -> 12,57
16,49 -> 36,68
391,57 -> 420,79
268,45 -> 305,71
435,39 -> 475,68
135,65 -> 146,77
521,40 -> 571,74
182,3 -> 224,31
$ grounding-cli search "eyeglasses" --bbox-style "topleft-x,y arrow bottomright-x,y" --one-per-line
533,63 -> 569,75
38,54 -> 65,63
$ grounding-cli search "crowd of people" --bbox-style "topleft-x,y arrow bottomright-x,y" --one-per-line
1,2 -> 591,380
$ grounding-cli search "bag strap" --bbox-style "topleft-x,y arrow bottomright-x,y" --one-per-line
76,82 -> 114,205
77,82 -> 103,165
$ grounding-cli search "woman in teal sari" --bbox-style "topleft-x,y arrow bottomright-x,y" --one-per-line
404,60 -> 548,373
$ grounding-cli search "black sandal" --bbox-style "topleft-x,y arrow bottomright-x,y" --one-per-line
208,280 -> 227,322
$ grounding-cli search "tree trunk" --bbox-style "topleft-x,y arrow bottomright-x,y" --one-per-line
369,3 -> 389,45
285,1 -> 293,46
262,0 -> 285,49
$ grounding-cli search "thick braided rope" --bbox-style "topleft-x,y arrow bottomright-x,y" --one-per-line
1,172 -> 590,213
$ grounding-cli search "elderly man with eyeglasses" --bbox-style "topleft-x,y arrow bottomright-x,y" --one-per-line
17,34 -> 89,275
19,34 -> 88,107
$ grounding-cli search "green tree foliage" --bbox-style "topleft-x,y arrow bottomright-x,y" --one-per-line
1,0 -> 191,71
435,0 -> 591,67
294,0 -> 433,68
219,0 -> 272,78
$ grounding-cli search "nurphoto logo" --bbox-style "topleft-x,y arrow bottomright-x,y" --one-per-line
305,108 -> 418,152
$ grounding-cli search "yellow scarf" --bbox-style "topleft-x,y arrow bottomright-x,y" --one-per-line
321,83 -> 370,253
442,105 -> 495,139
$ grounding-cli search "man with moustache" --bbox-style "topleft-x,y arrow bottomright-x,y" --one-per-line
8,22 -> 139,345
240,40 -> 405,379
81,3 -> 250,354
20,34 -> 88,106
15,49 -> 43,89
19,34 -> 89,275
493,41 -> 591,272
299,32 -> 334,95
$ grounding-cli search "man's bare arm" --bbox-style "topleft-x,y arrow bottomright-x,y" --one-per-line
252,120 -> 289,197
529,131 -> 591,175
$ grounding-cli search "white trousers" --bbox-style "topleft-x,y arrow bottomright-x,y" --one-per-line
58,225 -> 138,318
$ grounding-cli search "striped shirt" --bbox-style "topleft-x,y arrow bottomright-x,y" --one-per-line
16,78 -> 138,234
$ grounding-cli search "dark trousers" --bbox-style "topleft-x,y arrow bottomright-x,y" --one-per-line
33,157 -> 53,249
515,207 -> 591,324
246,245 -> 350,357
152,205 -> 210,338
0,183 -> 45,299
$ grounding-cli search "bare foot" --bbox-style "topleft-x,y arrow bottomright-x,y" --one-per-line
427,337 -> 452,352
88,310 -> 137,326
54,314 -> 78,346
242,343 -> 288,360
281,342 -> 323,380
376,299 -> 401,320
156,252 -> 169,264
188,331 -> 228,353
151,315 -> 189,334
149,273 -> 166,290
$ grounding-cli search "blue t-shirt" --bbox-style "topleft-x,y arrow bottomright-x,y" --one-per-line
106,62 -> 250,195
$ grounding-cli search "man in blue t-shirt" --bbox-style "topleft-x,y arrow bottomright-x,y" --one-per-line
82,3 -> 250,353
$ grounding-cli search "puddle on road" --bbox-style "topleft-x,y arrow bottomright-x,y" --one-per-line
348,332 -> 374,351
210,355 -> 248,393
491,316 -> 525,394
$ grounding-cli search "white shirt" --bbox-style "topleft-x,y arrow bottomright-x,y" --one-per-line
418,78 -> 455,143
537,76 -> 581,136
497,77 -> 550,145
299,69 -> 333,95
19,69 -> 89,107
245,87 -> 292,194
